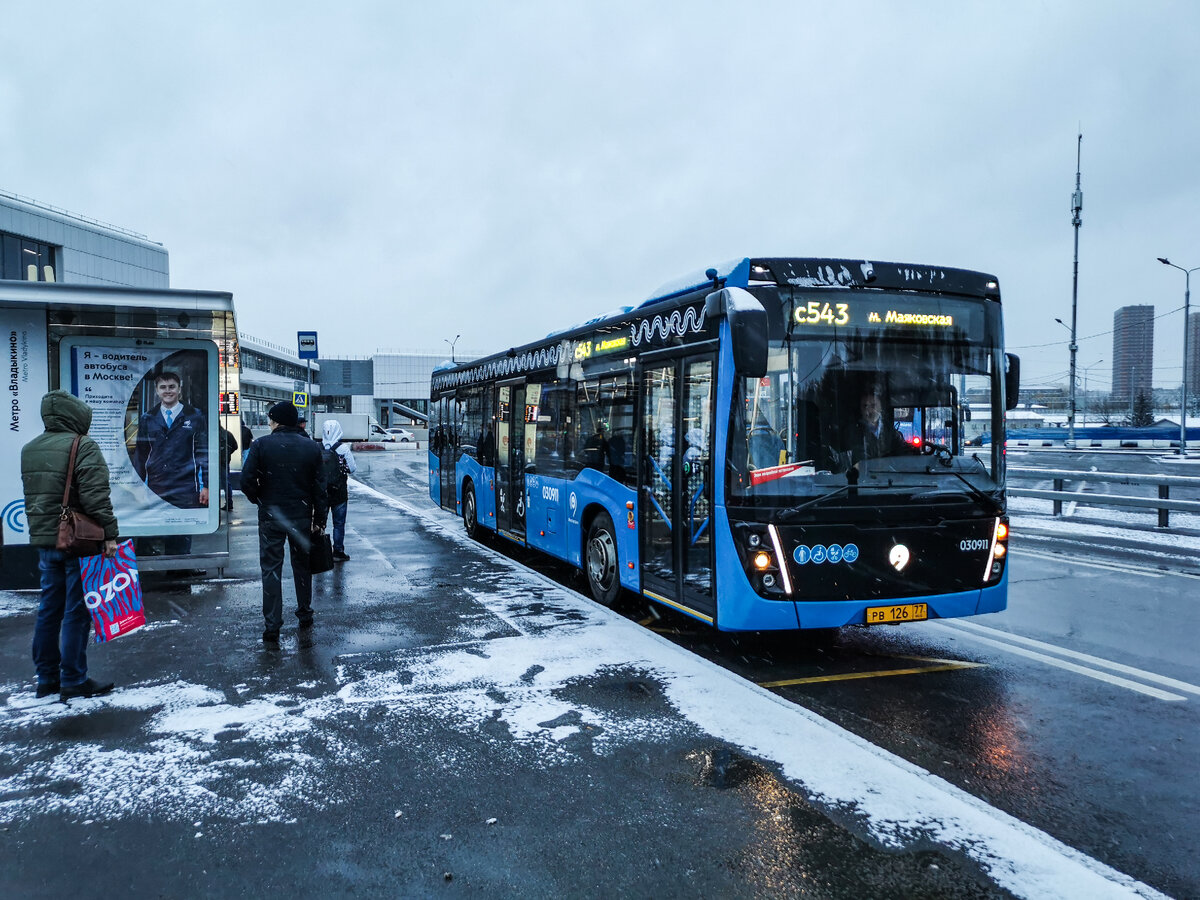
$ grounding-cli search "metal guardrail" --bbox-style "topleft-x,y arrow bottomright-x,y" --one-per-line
1008,466 -> 1200,527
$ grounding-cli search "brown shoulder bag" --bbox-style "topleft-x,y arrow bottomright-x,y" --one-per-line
56,435 -> 106,557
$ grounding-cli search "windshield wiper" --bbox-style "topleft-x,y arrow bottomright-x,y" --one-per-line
923,467 -> 1004,516
776,481 -> 894,520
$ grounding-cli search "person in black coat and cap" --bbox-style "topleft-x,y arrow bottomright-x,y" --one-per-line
239,402 -> 328,649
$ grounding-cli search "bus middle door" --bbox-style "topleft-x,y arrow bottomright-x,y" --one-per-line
495,381 -> 527,542
639,353 -> 715,621
439,394 -> 461,512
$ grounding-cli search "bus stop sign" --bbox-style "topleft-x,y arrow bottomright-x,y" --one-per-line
297,331 -> 319,360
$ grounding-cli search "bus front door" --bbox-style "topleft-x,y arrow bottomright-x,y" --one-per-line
640,355 -> 715,621
495,381 -> 527,541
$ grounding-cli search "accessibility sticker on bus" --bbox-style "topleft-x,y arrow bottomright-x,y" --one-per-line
794,543 -> 859,565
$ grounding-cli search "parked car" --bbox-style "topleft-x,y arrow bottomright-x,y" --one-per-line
368,424 -> 394,442
385,427 -> 415,442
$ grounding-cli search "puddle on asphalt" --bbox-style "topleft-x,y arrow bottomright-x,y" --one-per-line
685,745 -> 1015,898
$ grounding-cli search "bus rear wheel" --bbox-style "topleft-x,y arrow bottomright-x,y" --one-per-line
585,512 -> 621,607
462,483 -> 481,541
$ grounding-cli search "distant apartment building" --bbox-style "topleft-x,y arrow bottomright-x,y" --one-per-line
1,189 -> 169,287
1189,311 -> 1200,399
1111,305 -> 1154,402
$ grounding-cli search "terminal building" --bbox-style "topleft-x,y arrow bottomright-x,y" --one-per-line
237,333 -> 320,435
314,351 -> 458,431
1,189 -> 169,288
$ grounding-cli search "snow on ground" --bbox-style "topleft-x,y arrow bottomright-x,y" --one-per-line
1010,497 -> 1200,547
0,592 -> 35,619
0,681 -> 362,825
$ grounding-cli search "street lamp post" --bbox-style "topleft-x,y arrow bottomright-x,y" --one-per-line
444,333 -> 461,364
1065,133 -> 1083,448
1157,258 -> 1197,455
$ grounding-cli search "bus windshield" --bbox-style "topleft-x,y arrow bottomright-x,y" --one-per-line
727,290 -> 1004,512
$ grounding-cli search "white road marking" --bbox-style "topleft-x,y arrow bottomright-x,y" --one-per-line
941,619 -> 1200,697
929,623 -> 1186,702
1014,546 -> 1165,577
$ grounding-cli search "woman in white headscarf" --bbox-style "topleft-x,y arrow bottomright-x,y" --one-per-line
321,419 -> 357,561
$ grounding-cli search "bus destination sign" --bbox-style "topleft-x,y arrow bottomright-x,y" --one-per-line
790,296 -> 983,339
574,333 -> 632,361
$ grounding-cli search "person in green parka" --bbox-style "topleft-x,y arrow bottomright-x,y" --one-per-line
20,390 -> 119,701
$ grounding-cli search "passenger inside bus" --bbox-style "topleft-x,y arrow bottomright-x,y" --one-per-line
477,424 -> 495,467
606,429 -> 628,482
581,418 -> 608,471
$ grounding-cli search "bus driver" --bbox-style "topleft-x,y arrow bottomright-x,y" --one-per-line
846,386 -> 910,465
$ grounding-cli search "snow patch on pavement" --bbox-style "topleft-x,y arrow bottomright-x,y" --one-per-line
0,592 -> 35,619
0,680 -> 362,825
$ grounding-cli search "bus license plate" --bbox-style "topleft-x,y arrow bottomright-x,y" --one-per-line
865,603 -> 928,624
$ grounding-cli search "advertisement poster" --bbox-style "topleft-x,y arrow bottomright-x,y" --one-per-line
60,338 -> 219,536
1,306 -> 49,547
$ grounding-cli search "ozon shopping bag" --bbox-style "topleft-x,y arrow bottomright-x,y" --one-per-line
79,540 -> 145,643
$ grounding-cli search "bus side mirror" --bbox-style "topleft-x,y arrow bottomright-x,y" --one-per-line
1005,353 -> 1020,410
706,287 -> 767,378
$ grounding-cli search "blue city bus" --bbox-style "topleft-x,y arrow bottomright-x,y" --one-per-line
428,258 -> 1019,631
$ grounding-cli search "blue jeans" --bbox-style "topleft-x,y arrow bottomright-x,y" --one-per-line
331,501 -> 348,553
33,548 -> 92,688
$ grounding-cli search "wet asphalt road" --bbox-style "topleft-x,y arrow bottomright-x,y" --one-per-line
364,453 -> 1199,898
0,450 -> 1194,898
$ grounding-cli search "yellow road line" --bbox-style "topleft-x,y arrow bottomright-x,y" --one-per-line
760,659 -> 985,688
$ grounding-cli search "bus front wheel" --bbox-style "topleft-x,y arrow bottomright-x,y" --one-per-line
585,513 -> 621,607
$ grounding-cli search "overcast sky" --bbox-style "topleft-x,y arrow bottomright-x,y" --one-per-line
3,1 -> 1199,390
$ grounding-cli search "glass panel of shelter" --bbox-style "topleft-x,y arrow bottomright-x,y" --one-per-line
42,303 -> 237,561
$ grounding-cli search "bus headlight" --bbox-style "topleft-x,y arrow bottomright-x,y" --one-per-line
983,517 -> 1009,582
753,551 -> 772,570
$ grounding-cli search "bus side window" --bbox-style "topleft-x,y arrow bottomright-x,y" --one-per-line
580,413 -> 607,472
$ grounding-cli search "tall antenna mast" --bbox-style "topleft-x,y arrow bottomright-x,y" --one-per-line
1068,131 -> 1083,446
